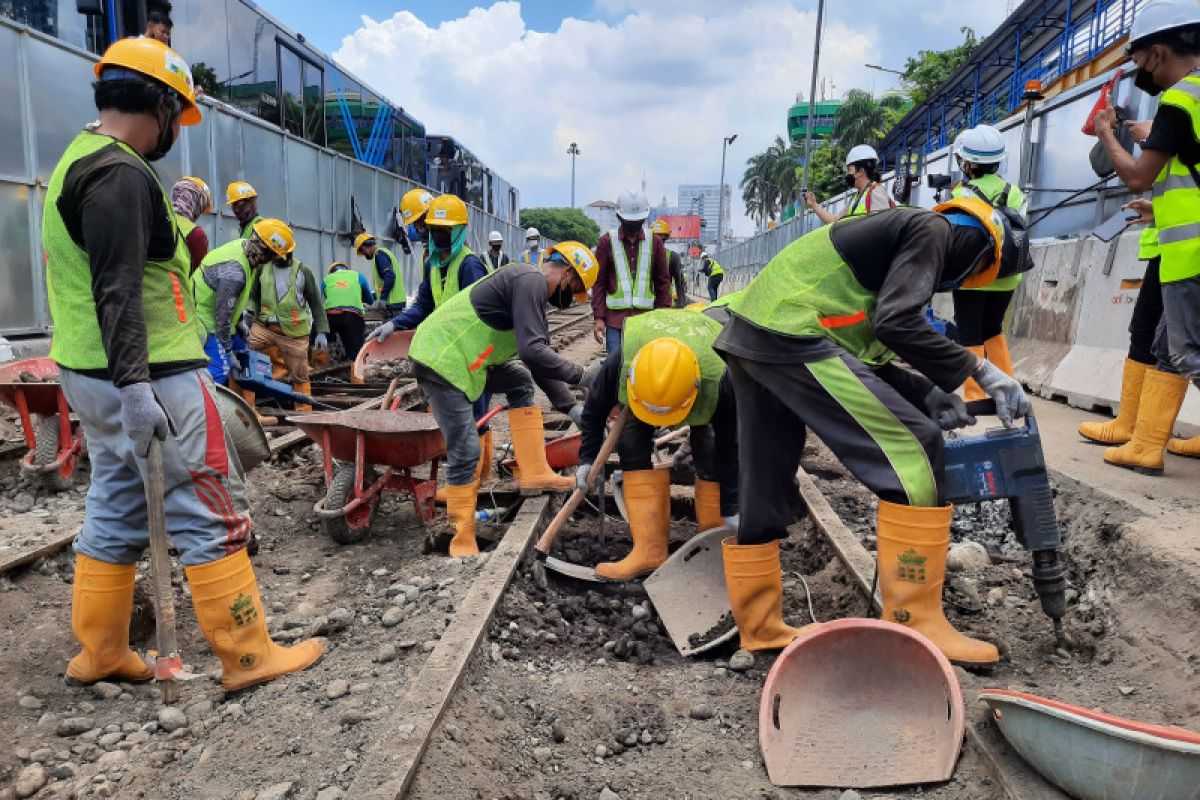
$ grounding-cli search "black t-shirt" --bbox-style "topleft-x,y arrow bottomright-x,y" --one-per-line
1143,104 -> 1200,167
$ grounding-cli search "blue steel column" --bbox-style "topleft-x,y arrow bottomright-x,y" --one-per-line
1009,29 -> 1023,113
1059,0 -> 1074,70
971,66 -> 980,126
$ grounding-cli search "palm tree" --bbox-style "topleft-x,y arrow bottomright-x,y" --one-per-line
741,135 -> 807,228
833,89 -> 893,148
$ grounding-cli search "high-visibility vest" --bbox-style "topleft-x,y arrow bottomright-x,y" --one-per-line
952,174 -> 1028,292
520,248 -> 542,265
240,214 -> 264,240
1138,227 -> 1161,261
605,229 -> 654,310
617,309 -> 725,427
194,240 -> 254,337
324,270 -> 364,312
708,260 -> 725,277
845,181 -> 896,217
44,131 -> 206,369
259,260 -> 312,337
371,247 -> 406,304
1152,75 -> 1200,283
481,250 -> 506,272
430,246 -> 475,308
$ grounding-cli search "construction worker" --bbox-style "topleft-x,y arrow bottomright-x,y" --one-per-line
699,251 -> 725,302
142,4 -> 172,43
576,306 -> 738,580
247,250 -> 329,411
950,125 -> 1028,411
1094,0 -> 1200,472
804,144 -> 896,223
650,219 -> 688,307
355,232 -> 405,317
483,230 -> 510,271
322,262 -> 375,365
194,219 -> 295,386
520,227 -> 543,264
400,187 -> 433,244
225,181 -> 263,240
591,190 -> 672,353
714,199 -> 1030,664
409,242 -> 600,556
171,175 -> 211,272
44,37 -> 321,692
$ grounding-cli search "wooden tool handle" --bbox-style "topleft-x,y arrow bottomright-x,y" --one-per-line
144,439 -> 180,704
534,406 -> 628,554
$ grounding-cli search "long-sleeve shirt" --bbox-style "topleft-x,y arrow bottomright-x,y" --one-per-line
591,227 -> 671,330
321,270 -> 375,315
376,248 -> 398,299
248,260 -> 330,334
665,249 -> 687,307
198,259 -> 249,353
183,226 -> 209,273
391,252 -> 489,330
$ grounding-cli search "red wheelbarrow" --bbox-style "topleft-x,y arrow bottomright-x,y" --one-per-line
0,358 -> 84,490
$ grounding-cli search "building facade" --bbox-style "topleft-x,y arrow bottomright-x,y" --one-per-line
677,184 -> 730,246
582,200 -> 619,234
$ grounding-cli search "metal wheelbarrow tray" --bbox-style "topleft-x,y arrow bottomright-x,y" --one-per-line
0,358 -> 84,489
290,409 -> 446,544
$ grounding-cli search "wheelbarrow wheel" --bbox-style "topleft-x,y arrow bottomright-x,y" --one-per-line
322,461 -> 379,545
32,414 -> 76,491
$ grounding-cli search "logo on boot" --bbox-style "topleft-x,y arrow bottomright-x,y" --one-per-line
892,608 -> 912,624
896,548 -> 927,583
230,593 -> 258,627
239,653 -> 257,668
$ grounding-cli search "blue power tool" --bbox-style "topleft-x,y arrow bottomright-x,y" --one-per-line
941,412 -> 1068,633
232,349 -> 335,411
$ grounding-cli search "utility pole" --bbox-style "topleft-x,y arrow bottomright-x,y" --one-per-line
567,142 -> 581,208
716,133 -> 737,250
800,0 -> 826,235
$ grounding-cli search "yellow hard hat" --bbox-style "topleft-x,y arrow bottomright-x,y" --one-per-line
548,241 -> 599,303
400,188 -> 434,227
933,196 -> 1004,289
328,261 -> 349,274
225,181 -> 257,205
626,338 -> 701,427
94,37 -> 201,126
181,176 -> 211,213
684,301 -> 707,312
650,219 -> 671,237
251,218 -> 295,258
353,232 -> 375,252
425,194 -> 469,227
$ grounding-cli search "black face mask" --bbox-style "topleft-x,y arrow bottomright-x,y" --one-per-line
146,101 -> 179,162
621,220 -> 642,236
844,173 -> 858,189
430,227 -> 452,250
1134,62 -> 1163,95
549,279 -> 576,309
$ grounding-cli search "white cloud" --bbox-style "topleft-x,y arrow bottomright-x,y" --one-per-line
333,2 -> 903,235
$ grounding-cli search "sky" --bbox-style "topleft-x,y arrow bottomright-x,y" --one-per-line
257,0 -> 1009,235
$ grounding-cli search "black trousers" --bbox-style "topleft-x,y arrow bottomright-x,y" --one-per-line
707,275 -> 724,302
951,289 -> 1015,346
1128,257 -> 1163,365
327,311 -> 365,361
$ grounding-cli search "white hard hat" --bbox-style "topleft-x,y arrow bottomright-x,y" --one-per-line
488,230 -> 503,243
616,189 -> 650,222
1129,0 -> 1200,50
845,144 -> 879,166
525,227 -> 540,239
700,251 -> 709,259
955,124 -> 1005,164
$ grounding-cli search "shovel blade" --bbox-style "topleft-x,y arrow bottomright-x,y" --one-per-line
644,527 -> 736,656
540,554 -> 606,582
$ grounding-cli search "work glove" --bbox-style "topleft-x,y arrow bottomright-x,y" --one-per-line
578,358 -> 604,391
568,403 -> 584,428
313,332 -> 329,351
722,514 -> 740,530
369,321 -> 396,343
119,383 -> 169,458
575,464 -> 596,493
972,359 -> 1030,428
370,298 -> 390,313
923,386 -> 977,431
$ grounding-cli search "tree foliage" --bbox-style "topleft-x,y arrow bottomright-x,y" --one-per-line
518,207 -> 601,248
902,27 -> 979,105
833,89 -> 908,148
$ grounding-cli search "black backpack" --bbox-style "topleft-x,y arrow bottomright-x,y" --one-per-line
963,181 -> 1033,280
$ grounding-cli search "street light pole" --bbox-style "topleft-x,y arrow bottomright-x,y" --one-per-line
567,142 -> 581,208
716,133 -> 737,250
800,0 -> 826,235
865,63 -> 906,76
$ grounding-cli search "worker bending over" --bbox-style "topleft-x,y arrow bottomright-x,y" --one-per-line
247,250 -> 329,411
355,232 -> 405,317
650,220 -> 688,307
44,37 -> 320,693
577,305 -> 738,580
171,176 -> 211,272
409,243 -> 600,556
805,144 -> 896,223
1093,0 -> 1200,473
714,199 -> 1031,664
699,251 -> 724,302
225,180 -> 263,239
322,262 -> 375,366
592,190 -> 672,352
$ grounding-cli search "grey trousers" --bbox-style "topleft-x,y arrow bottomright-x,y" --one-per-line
415,361 -> 536,485
1155,275 -> 1200,385
60,368 -> 252,566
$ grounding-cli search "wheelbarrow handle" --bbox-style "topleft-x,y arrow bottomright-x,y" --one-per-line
476,404 -> 508,429
534,406 -> 628,556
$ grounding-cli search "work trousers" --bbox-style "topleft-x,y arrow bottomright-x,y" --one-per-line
249,322 -> 310,382
1155,275 -> 1200,384
326,310 -> 366,363
415,361 -> 536,485
951,288 -> 1014,346
61,368 -> 251,566
707,275 -> 724,302
617,374 -> 740,516
726,351 -> 943,545
1128,258 -> 1163,365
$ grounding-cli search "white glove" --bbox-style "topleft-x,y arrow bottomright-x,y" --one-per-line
575,464 -> 593,492
972,359 -> 1030,428
313,332 -> 328,351
722,514 -> 740,529
578,358 -> 604,390
568,403 -> 584,427
370,321 -> 396,343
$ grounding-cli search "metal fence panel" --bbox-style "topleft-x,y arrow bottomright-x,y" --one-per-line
28,39 -> 93,185
0,184 -> 37,332
0,27 -> 28,180
285,137 -> 320,230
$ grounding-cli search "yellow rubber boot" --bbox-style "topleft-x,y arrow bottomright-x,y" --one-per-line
596,469 -> 670,580
65,555 -> 154,684
984,334 -> 1014,376
444,482 -> 480,557
694,478 -> 724,532
228,379 -> 276,426
1104,369 -> 1189,475
1079,359 -> 1149,445
876,500 -> 999,666
721,538 -> 812,652
509,406 -> 573,493
961,344 -> 987,403
436,431 -> 492,503
1167,434 -> 1200,458
185,549 -> 324,692
310,349 -> 330,369
294,380 -> 313,413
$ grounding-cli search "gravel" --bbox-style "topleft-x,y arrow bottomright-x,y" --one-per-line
157,707 -> 188,733
55,717 -> 94,736
13,763 -> 46,798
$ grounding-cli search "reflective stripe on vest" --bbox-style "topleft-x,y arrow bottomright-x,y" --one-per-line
605,229 -> 654,310
616,309 -> 726,427
430,246 -> 474,308
846,182 -> 895,217
520,249 -> 542,265
951,176 -> 1027,292
1152,76 -> 1200,283
372,247 -> 406,304
45,131 -> 206,370
260,260 -> 312,337
194,239 -> 253,336
324,270 -> 364,312
708,260 -> 725,276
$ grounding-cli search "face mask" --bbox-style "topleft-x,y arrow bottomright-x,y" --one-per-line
491,244 -> 501,252
1134,54 -> 1162,95
430,227 -> 452,250
621,220 -> 642,236
528,241 -> 539,251
146,103 -> 179,162
844,173 -> 858,189
550,284 -> 575,309
235,203 -> 257,226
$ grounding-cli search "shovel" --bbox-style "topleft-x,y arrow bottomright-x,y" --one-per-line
645,526 -> 738,656
532,407 -> 628,581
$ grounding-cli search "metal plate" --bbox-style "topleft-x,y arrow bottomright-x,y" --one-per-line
611,470 -> 629,523
644,527 -> 736,657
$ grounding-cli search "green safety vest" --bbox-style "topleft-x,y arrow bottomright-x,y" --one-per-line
194,239 -> 253,337
430,246 -> 474,308
952,174 -> 1028,292
371,246 -> 406,305
240,214 -> 264,240
728,224 -> 895,367
520,249 -> 542,265
177,216 -> 196,240
708,259 -> 725,277
409,272 -> 518,401
259,260 -> 312,337
1152,76 -> 1200,283
617,309 -> 725,427
324,270 -> 364,312
1138,226 -> 1160,261
845,181 -> 894,217
44,131 -> 206,370
606,229 -> 654,310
